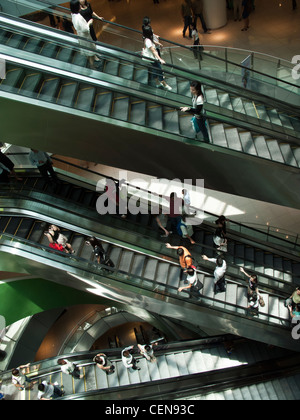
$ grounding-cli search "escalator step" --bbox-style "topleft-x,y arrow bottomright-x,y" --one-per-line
148,105 -> 163,130
129,100 -> 146,126
76,86 -> 96,112
119,63 -> 134,80
23,37 -> 42,53
93,91 -> 112,116
210,124 -> 228,148
19,72 -> 42,98
239,131 -> 257,156
38,77 -> 60,102
17,218 -> 35,239
40,41 -> 59,58
253,136 -> 271,159
134,67 -> 148,84
112,96 -> 129,121
163,108 -> 179,134
266,140 -> 285,163
225,127 -> 242,151
6,33 -> 24,48
0,67 -> 24,93
231,97 -> 245,114
219,93 -> 232,110
279,144 -> 298,167
57,82 -> 78,107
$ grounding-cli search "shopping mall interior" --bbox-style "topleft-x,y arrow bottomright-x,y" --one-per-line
0,0 -> 300,400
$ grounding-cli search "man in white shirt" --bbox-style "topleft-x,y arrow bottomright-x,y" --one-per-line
28,149 -> 59,183
121,345 -> 141,371
202,255 -> 227,293
11,363 -> 37,391
58,358 -> 83,379
37,380 -> 64,400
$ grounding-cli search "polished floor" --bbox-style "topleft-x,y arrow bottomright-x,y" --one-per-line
83,0 -> 300,61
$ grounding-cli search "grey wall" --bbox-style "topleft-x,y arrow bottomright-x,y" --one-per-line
1,95 -> 299,209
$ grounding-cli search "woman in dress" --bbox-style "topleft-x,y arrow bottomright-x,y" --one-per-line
70,0 -> 100,68
79,0 -> 104,41
180,80 -> 209,142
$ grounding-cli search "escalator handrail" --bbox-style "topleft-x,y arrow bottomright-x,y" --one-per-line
4,153 -> 300,253
1,181 -> 300,293
5,2 -> 299,92
1,11 -> 300,102
0,229 -> 292,329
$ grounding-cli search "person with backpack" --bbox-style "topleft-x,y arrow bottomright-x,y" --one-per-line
178,266 -> 203,299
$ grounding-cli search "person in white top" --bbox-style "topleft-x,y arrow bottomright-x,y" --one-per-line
70,0 -> 100,68
180,81 -> 210,142
37,381 -> 64,400
58,358 -> 83,379
178,267 -> 202,298
137,343 -> 157,363
202,255 -> 227,293
142,25 -> 172,91
121,345 -> 141,371
11,363 -> 37,391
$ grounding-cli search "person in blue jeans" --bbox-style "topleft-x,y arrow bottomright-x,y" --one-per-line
180,80 -> 210,142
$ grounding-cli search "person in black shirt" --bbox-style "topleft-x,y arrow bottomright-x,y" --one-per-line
86,236 -> 114,268
79,0 -> 104,41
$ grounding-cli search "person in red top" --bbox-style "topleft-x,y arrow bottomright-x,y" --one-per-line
166,243 -> 193,282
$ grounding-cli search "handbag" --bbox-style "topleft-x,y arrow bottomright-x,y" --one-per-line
191,116 -> 201,133
258,294 -> 265,307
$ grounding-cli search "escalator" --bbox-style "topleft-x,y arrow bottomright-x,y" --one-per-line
0,173 -> 299,351
0,14 -> 300,207
1,337 -> 299,400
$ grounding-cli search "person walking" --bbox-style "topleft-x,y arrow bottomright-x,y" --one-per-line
241,0 -> 252,31
38,381 -> 64,400
70,0 -> 100,68
240,267 -> 258,298
233,0 -> 243,21
28,149 -> 59,183
142,25 -> 172,90
79,0 -> 104,41
85,236 -> 114,268
11,363 -> 37,391
121,345 -> 141,371
93,353 -> 115,375
191,0 -> 210,33
178,266 -> 203,299
58,359 -> 83,379
137,344 -> 157,363
202,254 -> 227,293
180,80 -> 210,142
181,0 -> 193,38
166,243 -> 193,282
